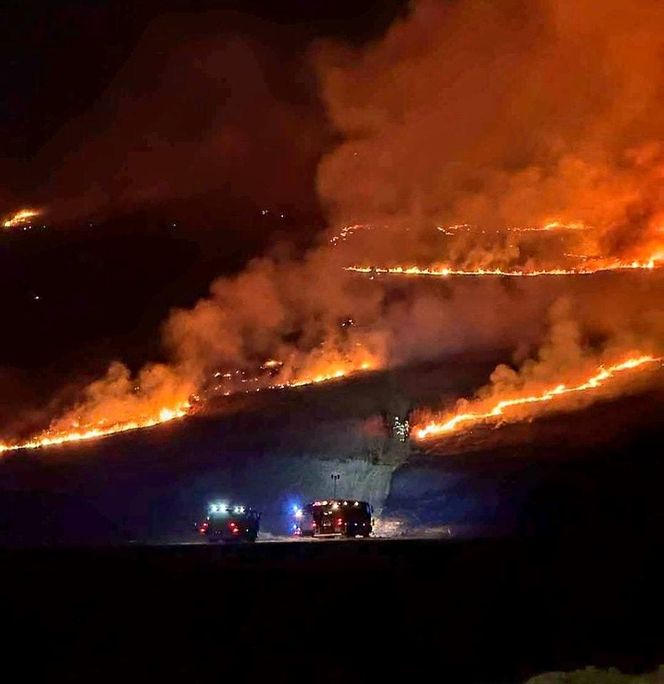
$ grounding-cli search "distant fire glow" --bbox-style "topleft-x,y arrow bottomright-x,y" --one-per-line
435,220 -> 590,234
329,223 -> 374,246
2,209 -> 40,229
346,258 -> 660,278
336,217 -> 663,278
507,220 -> 590,233
414,355 -> 662,441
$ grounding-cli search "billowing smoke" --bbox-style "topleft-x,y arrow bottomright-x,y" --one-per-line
3,0 -> 664,450
158,0 -> 664,392
315,0 -> 664,266
413,296 -> 664,442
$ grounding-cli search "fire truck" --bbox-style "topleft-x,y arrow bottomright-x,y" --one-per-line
198,502 -> 261,542
292,500 -> 373,538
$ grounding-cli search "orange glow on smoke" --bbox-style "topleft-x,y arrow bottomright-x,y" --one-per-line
0,357 -> 379,454
216,353 -> 379,394
2,209 -> 41,229
436,220 -> 590,234
414,355 -> 662,441
341,218 -> 664,278
508,220 -> 590,233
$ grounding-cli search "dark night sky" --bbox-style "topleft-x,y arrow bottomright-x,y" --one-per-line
0,0 -> 405,407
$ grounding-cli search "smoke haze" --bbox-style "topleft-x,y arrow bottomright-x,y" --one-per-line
23,12 -> 326,225
3,0 -> 664,448
315,0 -> 664,264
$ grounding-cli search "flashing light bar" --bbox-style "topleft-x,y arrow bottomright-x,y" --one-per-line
308,500 -> 362,508
208,502 -> 248,514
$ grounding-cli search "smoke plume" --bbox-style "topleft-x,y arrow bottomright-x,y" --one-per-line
4,0 -> 664,449
315,0 -> 664,266
412,296 -> 664,442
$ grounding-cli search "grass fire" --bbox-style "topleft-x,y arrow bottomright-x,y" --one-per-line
1,0 -> 663,467
414,354 -> 662,442
3,1 -> 664,680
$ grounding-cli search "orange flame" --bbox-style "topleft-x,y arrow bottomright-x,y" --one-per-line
0,400 -> 192,455
346,257 -> 661,279
414,355 -> 662,441
212,354 -> 378,395
273,360 -> 375,389
329,223 -> 374,245
507,220 -> 590,233
434,220 -> 590,234
2,209 -> 41,229
0,356 -> 379,455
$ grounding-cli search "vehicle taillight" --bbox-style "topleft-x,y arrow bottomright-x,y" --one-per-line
336,518 -> 343,526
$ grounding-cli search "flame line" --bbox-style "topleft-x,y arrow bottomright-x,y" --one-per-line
414,355 -> 662,441
0,402 -> 192,455
346,260 -> 660,278
0,362 -> 378,455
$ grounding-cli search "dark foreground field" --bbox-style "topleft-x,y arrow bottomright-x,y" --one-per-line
2,536 -> 662,683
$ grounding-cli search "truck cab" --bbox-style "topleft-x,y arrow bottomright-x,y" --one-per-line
198,502 -> 260,542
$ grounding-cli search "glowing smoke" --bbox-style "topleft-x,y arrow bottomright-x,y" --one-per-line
315,0 -> 664,268
3,0 -> 664,452
413,300 -> 664,442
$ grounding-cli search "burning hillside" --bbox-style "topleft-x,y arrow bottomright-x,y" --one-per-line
0,402 -> 192,454
408,293 -> 664,444
414,355 -> 662,442
346,256 -> 661,279
2,0 -> 664,456
0,351 -> 379,454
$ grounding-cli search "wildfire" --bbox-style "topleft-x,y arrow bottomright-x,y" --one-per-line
0,400 -> 192,455
414,355 -> 662,441
209,355 -> 378,396
329,223 -> 374,246
345,257 -> 661,278
435,221 -> 589,234
275,361 -> 374,389
0,356 -> 379,455
2,209 -> 41,229
507,220 -> 589,232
